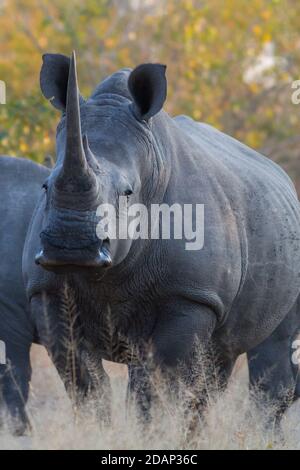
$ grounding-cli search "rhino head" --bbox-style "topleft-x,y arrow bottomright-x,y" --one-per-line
35,52 -> 167,274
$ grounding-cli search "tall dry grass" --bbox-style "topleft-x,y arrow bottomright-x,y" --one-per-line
0,346 -> 299,450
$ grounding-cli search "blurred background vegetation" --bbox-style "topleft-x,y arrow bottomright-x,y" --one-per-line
0,0 -> 300,191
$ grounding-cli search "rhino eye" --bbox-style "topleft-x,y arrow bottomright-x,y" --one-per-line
42,182 -> 48,192
124,188 -> 133,197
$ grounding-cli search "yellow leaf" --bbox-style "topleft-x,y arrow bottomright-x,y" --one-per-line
43,135 -> 50,145
193,110 -> 202,120
104,37 -> 117,49
252,25 -> 262,36
20,142 -> 28,153
38,36 -> 48,48
261,10 -> 272,21
262,33 -> 272,43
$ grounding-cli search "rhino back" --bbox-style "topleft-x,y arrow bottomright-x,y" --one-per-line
0,156 -> 49,340
167,116 -> 300,350
175,115 -> 296,195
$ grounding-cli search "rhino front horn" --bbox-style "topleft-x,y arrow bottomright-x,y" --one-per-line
63,51 -> 87,175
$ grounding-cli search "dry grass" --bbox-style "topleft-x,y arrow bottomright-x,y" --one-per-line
0,346 -> 299,450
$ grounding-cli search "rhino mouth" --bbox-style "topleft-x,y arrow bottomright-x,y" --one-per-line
35,238 -> 112,272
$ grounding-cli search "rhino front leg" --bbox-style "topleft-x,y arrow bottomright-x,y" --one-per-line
128,300 -> 217,422
153,299 -> 216,368
127,364 -> 153,422
30,293 -> 111,423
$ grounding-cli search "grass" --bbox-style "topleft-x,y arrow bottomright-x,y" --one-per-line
0,346 -> 299,450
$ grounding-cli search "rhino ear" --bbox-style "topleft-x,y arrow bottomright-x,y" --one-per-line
128,63 -> 167,121
40,53 -> 70,111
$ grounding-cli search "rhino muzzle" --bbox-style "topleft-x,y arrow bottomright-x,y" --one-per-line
35,238 -> 112,270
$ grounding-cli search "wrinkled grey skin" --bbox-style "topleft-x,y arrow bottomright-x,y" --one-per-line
0,155 -> 106,434
0,156 -> 50,433
23,52 -> 300,426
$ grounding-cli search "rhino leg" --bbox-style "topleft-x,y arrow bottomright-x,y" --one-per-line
127,300 -> 219,422
0,338 -> 32,435
30,293 -> 111,422
127,364 -> 153,422
247,298 -> 300,422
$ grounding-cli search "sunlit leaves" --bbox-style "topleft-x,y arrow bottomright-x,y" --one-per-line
0,0 -> 299,192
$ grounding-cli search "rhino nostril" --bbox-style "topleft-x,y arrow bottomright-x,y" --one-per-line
35,250 -> 45,266
98,244 -> 112,267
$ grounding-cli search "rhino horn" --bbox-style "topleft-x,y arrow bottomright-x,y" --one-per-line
63,50 -> 87,175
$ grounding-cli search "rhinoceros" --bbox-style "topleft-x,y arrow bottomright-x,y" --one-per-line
0,155 -> 104,434
21,51 -> 300,427
0,156 -> 50,433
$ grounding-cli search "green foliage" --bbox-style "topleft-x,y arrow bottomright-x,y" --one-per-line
0,0 -> 299,189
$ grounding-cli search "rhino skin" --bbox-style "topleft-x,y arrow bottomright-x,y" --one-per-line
21,52 -> 300,427
0,156 -> 50,433
0,155 -> 103,434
